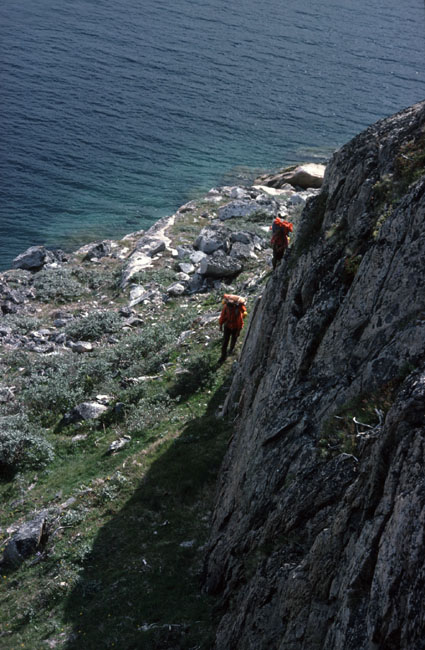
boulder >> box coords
[167,282,186,297]
[135,235,166,256]
[253,184,295,197]
[120,251,153,287]
[121,235,168,288]
[218,198,277,221]
[69,341,93,353]
[176,246,194,259]
[199,253,243,278]
[230,231,264,250]
[12,246,62,271]
[229,242,258,261]
[190,250,207,265]
[129,285,146,308]
[255,162,326,190]
[178,262,195,274]
[81,241,112,261]
[177,200,198,213]
[228,187,250,200]
[186,273,206,294]
[2,511,48,567]
[194,225,231,254]
[62,401,108,425]
[175,272,190,282]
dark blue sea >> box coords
[1,0,425,270]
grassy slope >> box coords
[0,201,274,649]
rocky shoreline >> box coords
[0,165,323,358]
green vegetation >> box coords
[317,380,400,460]
[342,253,363,286]
[32,268,85,303]
[394,133,425,192]
[0,181,277,649]
[65,311,122,341]
[0,274,237,649]
[0,414,54,477]
[371,133,425,239]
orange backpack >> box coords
[271,217,293,236]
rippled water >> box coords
[1,0,424,269]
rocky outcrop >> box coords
[120,215,175,288]
[204,101,425,649]
[255,162,326,189]
[12,246,66,271]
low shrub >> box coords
[33,268,84,303]
[65,310,121,341]
[21,357,85,424]
[0,414,54,475]
[125,391,175,436]
[1,314,42,334]
[168,350,216,401]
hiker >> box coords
[218,294,247,362]
[270,217,293,269]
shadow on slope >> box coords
[63,379,232,650]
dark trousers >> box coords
[221,326,239,360]
[272,245,284,269]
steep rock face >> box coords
[204,101,425,649]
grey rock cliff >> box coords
[204,101,425,649]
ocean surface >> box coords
[1,0,425,270]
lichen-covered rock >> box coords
[199,252,243,278]
[204,100,425,650]
[194,225,231,254]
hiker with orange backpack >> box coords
[270,217,293,269]
[218,294,247,363]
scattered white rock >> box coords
[167,282,186,297]
[69,341,93,353]
[108,435,131,454]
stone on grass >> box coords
[69,341,93,353]
[167,282,186,297]
[2,511,48,567]
[62,401,108,426]
[107,435,131,454]
[129,285,146,308]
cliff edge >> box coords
[204,101,425,649]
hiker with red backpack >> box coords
[218,294,247,363]
[270,217,293,269]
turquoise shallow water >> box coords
[1,0,425,270]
